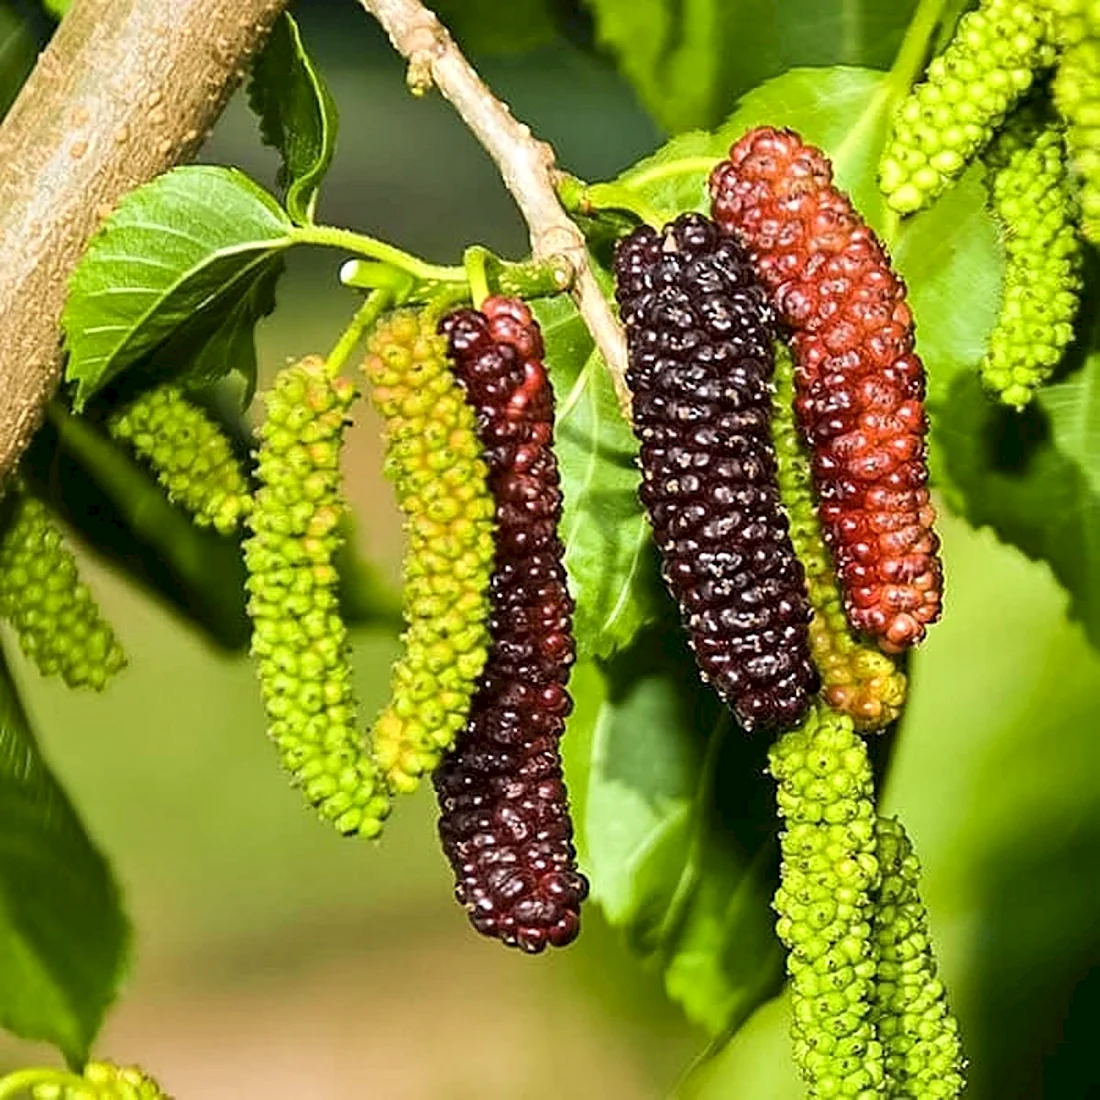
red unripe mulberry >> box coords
[710,127,942,651]
[435,296,587,953]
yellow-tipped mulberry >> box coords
[244,357,390,838]
[28,1061,171,1099]
[771,349,906,731]
[769,704,885,1097]
[108,386,252,535]
[880,0,1056,213]
[1051,0,1100,240]
[872,817,966,1098]
[981,107,1084,407]
[360,311,494,793]
[0,482,126,691]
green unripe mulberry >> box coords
[880,0,1056,214]
[872,817,966,1098]
[769,705,885,1098]
[1051,0,1100,240]
[108,386,252,535]
[244,357,390,838]
[0,482,126,691]
[27,1061,170,1099]
[771,350,906,731]
[981,108,1083,408]
[360,311,494,793]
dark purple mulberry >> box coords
[613,212,819,733]
[710,127,943,652]
[434,296,588,953]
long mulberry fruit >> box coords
[26,1061,171,1099]
[434,296,588,953]
[107,385,252,535]
[711,127,943,651]
[771,347,906,730]
[871,816,966,1098]
[360,311,495,793]
[981,107,1083,408]
[0,481,126,690]
[244,357,390,837]
[879,0,1056,214]
[612,212,818,733]
[1051,0,1100,240]
[769,704,885,1097]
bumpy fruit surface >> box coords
[434,296,588,953]
[981,108,1083,407]
[0,483,126,690]
[769,704,885,1098]
[360,311,495,793]
[107,386,252,535]
[771,348,906,730]
[613,212,819,732]
[879,0,1056,214]
[1051,0,1100,240]
[28,1061,169,1099]
[711,127,943,652]
[871,817,966,1098]
[244,357,390,837]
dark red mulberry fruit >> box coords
[613,212,819,732]
[434,296,588,953]
[710,127,943,651]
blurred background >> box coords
[1,1,1099,1097]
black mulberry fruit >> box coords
[435,296,588,953]
[613,211,818,732]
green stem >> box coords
[325,290,391,378]
[557,174,665,227]
[495,257,573,300]
[887,0,951,107]
[290,224,465,284]
[0,1068,88,1099]
[464,246,491,309]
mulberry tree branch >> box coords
[0,0,289,481]
[356,0,632,416]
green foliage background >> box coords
[1,0,1098,1096]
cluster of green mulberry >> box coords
[872,817,966,1098]
[770,708,964,1098]
[107,385,252,535]
[980,107,1083,408]
[360,311,495,794]
[1051,0,1100,239]
[769,705,885,1096]
[0,482,126,691]
[243,357,390,838]
[879,0,1056,213]
[770,350,907,730]
[24,1061,170,1099]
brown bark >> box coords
[0,0,290,480]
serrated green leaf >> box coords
[0,1,39,118]
[433,0,558,53]
[248,13,337,224]
[565,634,783,1037]
[40,0,69,18]
[0,650,129,1062]
[534,294,662,658]
[614,66,1003,394]
[581,0,918,132]
[933,365,1100,649]
[159,257,284,399]
[63,166,293,407]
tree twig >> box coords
[0,0,289,481]
[356,0,632,417]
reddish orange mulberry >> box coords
[435,296,588,953]
[710,127,942,651]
